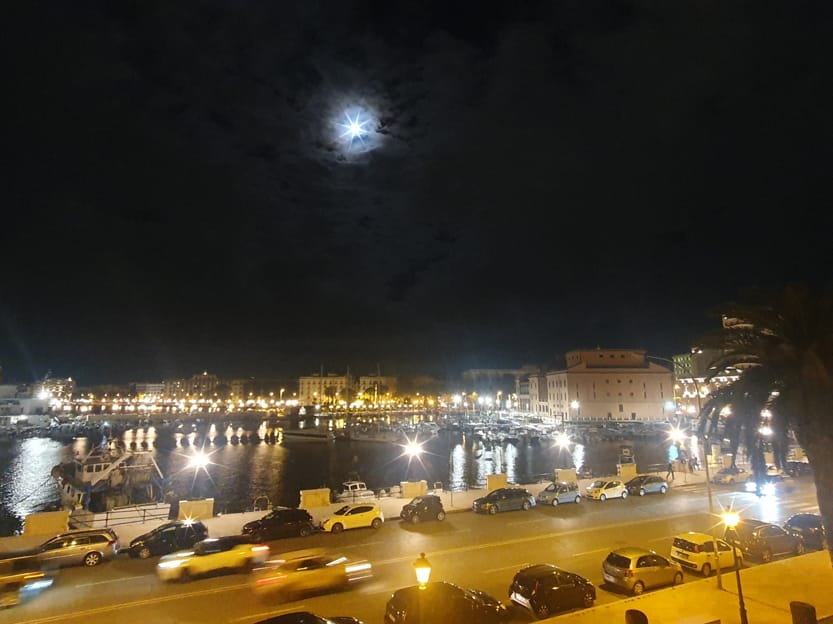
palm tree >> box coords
[696,285,833,565]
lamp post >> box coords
[413,552,432,589]
[722,511,749,624]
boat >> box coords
[51,439,166,512]
[347,424,407,444]
[280,426,335,442]
[335,481,377,502]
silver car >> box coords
[38,528,120,568]
[536,481,581,506]
[602,547,683,595]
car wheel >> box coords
[621,490,628,499]
[583,590,595,607]
[179,568,191,582]
[631,581,645,596]
[436,511,446,521]
[660,485,667,494]
[299,525,311,537]
[138,546,152,560]
[574,495,581,504]
[521,500,531,511]
[551,498,559,507]
[761,548,772,563]
[83,552,102,567]
[673,572,683,585]
[331,523,344,534]
[411,514,420,524]
[639,488,646,497]
[701,563,712,577]
[600,494,606,502]
[534,601,551,618]
[489,505,498,515]
[795,541,806,555]
[371,517,382,529]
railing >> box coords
[69,502,171,529]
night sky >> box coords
[3,1,833,385]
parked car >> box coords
[252,548,372,600]
[242,507,317,540]
[400,495,446,523]
[320,504,384,533]
[625,475,668,497]
[385,581,508,623]
[508,563,595,618]
[37,528,120,568]
[726,519,805,562]
[127,520,208,559]
[0,553,53,608]
[670,532,742,576]
[535,481,581,506]
[585,479,628,501]
[784,461,812,477]
[712,466,749,485]
[472,488,536,514]
[784,514,827,551]
[156,536,269,581]
[253,612,364,624]
[602,547,683,595]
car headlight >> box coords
[158,559,185,569]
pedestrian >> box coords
[666,461,675,481]
[693,456,700,471]
[688,457,694,473]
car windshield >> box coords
[410,497,424,504]
[590,480,606,488]
[334,506,350,516]
[544,484,556,492]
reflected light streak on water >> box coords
[2,438,64,518]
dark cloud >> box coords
[2,0,833,384]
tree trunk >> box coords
[803,433,833,567]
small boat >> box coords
[335,481,377,502]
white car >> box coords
[585,479,628,501]
[157,536,270,582]
[670,532,742,576]
[712,467,750,485]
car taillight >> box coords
[108,539,117,546]
[625,570,633,577]
[693,545,700,553]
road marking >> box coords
[343,540,383,549]
[484,563,531,574]
[506,519,546,527]
[76,574,153,587]
[572,547,611,558]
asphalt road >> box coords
[7,477,820,624]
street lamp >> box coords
[722,511,749,624]
[413,552,432,589]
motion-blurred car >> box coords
[625,475,668,496]
[385,581,508,623]
[744,472,785,494]
[508,563,595,618]
[0,553,54,608]
[156,536,269,581]
[128,520,208,559]
[242,507,317,540]
[784,514,827,551]
[472,488,536,514]
[585,479,628,501]
[712,466,749,485]
[320,504,383,533]
[535,481,581,506]
[253,612,363,624]
[37,528,120,568]
[602,547,683,595]
[400,495,446,523]
[726,519,805,562]
[784,461,812,477]
[252,549,372,600]
[670,532,742,576]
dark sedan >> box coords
[254,612,363,624]
[385,581,508,623]
[625,475,668,496]
[242,507,316,541]
[784,513,827,551]
[128,520,208,559]
[727,519,805,562]
[509,564,595,618]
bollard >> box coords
[790,601,817,624]
[625,609,649,624]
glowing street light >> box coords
[188,451,210,470]
[405,441,423,458]
[722,511,749,624]
[412,552,432,589]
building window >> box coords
[619,404,624,412]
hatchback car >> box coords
[128,520,208,559]
[400,495,446,523]
[670,532,742,576]
[585,480,628,501]
[253,612,363,624]
[472,488,536,514]
[242,507,317,540]
[508,563,595,618]
[252,548,372,600]
[156,535,270,581]
[602,547,683,595]
[726,519,805,562]
[784,514,827,551]
[320,504,383,533]
[385,581,508,623]
[712,466,749,485]
[37,528,120,568]
[535,482,581,506]
[625,475,668,497]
